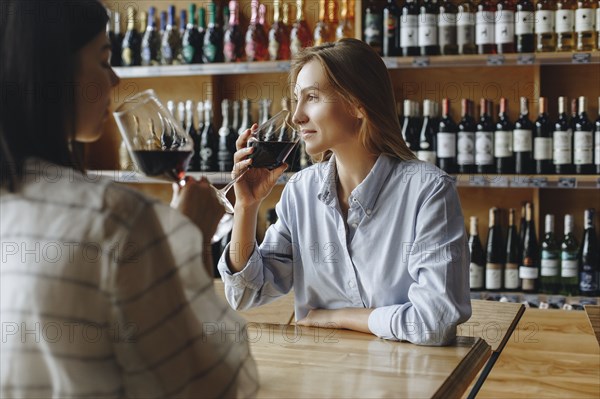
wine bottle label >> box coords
[515,11,535,35]
[291,36,302,56]
[555,10,575,33]
[575,9,594,32]
[203,43,217,62]
[475,131,494,165]
[141,47,152,65]
[418,14,438,46]
[533,137,553,161]
[183,45,196,63]
[553,130,572,165]
[457,12,475,27]
[457,25,475,47]
[494,130,513,157]
[401,15,418,47]
[541,257,560,277]
[535,11,554,34]
[470,262,484,289]
[495,11,515,44]
[224,41,236,62]
[417,150,436,164]
[513,129,532,152]
[519,265,539,279]
[437,133,456,158]
[561,258,578,278]
[597,8,600,33]
[574,131,593,164]
[505,263,520,289]
[122,48,133,66]
[595,131,600,166]
[439,12,457,27]
[485,263,503,290]
[364,13,383,44]
[579,265,598,293]
[439,26,457,47]
[457,131,475,165]
[268,39,280,60]
[476,12,495,45]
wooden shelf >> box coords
[471,291,599,309]
[87,170,297,185]
[113,52,599,78]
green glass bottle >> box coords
[540,214,560,294]
[560,214,579,296]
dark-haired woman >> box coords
[0,1,257,397]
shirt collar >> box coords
[317,154,397,215]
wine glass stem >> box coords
[218,168,249,198]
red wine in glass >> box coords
[132,149,193,181]
[248,140,298,169]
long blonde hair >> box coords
[289,38,416,163]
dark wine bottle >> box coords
[437,98,458,173]
[364,0,383,54]
[203,1,224,63]
[109,10,123,66]
[560,214,579,295]
[574,96,594,174]
[485,207,505,291]
[495,0,516,54]
[515,0,535,52]
[518,202,527,262]
[182,3,203,64]
[224,0,244,62]
[476,98,495,174]
[520,202,539,293]
[553,96,574,174]
[540,214,560,294]
[534,97,554,174]
[290,0,313,57]
[495,97,515,174]
[505,208,521,291]
[514,97,534,175]
[383,0,402,57]
[457,99,477,174]
[476,0,496,54]
[179,10,187,37]
[579,209,599,296]
[159,11,167,36]
[238,99,253,135]
[457,0,477,54]
[269,0,291,60]
[417,99,437,165]
[196,101,205,143]
[596,96,600,174]
[200,100,218,171]
[121,6,142,66]
[401,0,420,56]
[185,100,200,172]
[161,5,182,65]
[198,7,207,53]
[439,0,459,55]
[141,7,161,66]
[245,0,269,61]
[419,0,440,55]
[218,99,236,172]
[232,100,240,134]
[469,216,486,291]
[401,100,420,154]
[570,97,578,132]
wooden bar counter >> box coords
[247,323,491,398]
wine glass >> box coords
[215,108,300,213]
[113,89,234,242]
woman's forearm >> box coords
[227,204,260,273]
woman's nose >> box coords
[292,106,306,126]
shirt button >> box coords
[366,209,372,215]
[352,223,358,229]
[348,281,356,288]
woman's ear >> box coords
[355,106,365,119]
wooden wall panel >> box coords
[538,189,600,240]
[540,64,600,119]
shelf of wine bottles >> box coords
[470,291,598,310]
[114,61,292,78]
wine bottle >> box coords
[383,0,402,56]
[485,207,505,291]
[495,0,516,54]
[200,100,218,171]
[238,99,253,135]
[400,0,420,56]
[141,7,161,66]
[518,202,527,261]
[269,0,291,60]
[364,0,383,54]
[121,6,142,66]
[469,216,486,291]
[203,1,224,63]
[540,214,560,294]
[520,202,539,293]
[327,0,340,38]
[196,101,205,142]
[515,0,535,53]
[186,100,200,172]
[570,97,578,132]
[458,99,477,174]
[505,208,521,291]
[232,100,240,134]
[417,100,437,165]
[476,0,496,54]
[553,96,574,174]
[159,11,167,37]
[314,0,334,46]
[161,5,182,65]
[495,97,515,174]
[579,208,599,296]
[575,0,597,51]
[179,10,188,38]
[596,96,600,174]
[556,0,577,51]
[535,0,557,52]
[246,0,269,61]
[218,99,236,172]
[457,0,477,54]
[574,96,594,174]
[437,98,458,173]
[560,214,579,295]
[177,101,186,131]
[439,0,459,55]
[419,0,441,55]
[198,7,207,52]
[290,0,313,56]
[224,0,244,62]
[534,97,554,174]
[182,4,203,64]
[402,100,419,153]
[109,10,123,67]
[476,98,495,174]
[336,0,356,40]
[514,97,534,175]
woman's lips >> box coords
[301,130,316,139]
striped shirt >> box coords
[1,159,258,398]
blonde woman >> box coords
[219,38,471,345]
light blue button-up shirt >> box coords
[218,155,471,345]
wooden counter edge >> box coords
[584,305,600,346]
[432,337,492,399]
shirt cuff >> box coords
[217,242,264,291]
[368,306,400,341]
